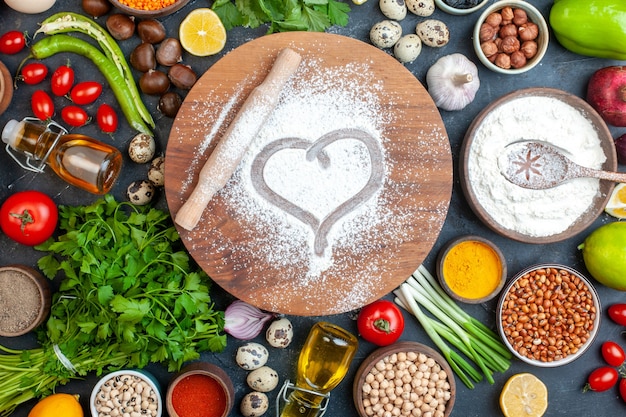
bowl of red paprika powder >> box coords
[166,362,235,417]
[436,235,507,304]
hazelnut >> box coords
[495,53,511,69]
[521,40,538,59]
[485,12,503,27]
[479,23,497,42]
[501,6,514,23]
[501,35,520,54]
[518,22,539,41]
[494,37,503,52]
[512,8,528,26]
[510,51,527,68]
[481,40,498,57]
[499,23,518,38]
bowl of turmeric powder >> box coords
[436,235,507,304]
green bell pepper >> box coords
[549,0,626,60]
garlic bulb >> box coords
[426,53,480,111]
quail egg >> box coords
[370,20,403,49]
[394,34,422,63]
[148,156,165,187]
[236,342,269,371]
[416,19,450,47]
[266,318,293,348]
[5,0,56,13]
[127,180,155,205]
[406,0,435,16]
[246,366,279,393]
[128,133,156,164]
[379,0,407,20]
[240,391,269,417]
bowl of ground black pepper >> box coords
[435,0,489,15]
[0,265,51,337]
[497,264,601,367]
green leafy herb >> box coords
[0,195,226,416]
[212,0,351,33]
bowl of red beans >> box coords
[497,264,601,367]
[109,0,190,18]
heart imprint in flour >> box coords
[251,128,384,256]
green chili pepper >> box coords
[549,0,626,60]
[36,13,154,129]
[27,35,152,136]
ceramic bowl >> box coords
[353,341,456,417]
[166,362,234,417]
[496,264,601,367]
[460,87,617,244]
[0,265,51,337]
[91,370,162,417]
[473,0,549,74]
[435,0,489,16]
[436,235,506,304]
[0,60,13,116]
[109,0,190,18]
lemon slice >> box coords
[179,8,226,57]
[500,373,548,417]
[605,183,626,219]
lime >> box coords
[579,222,626,291]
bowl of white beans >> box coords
[353,341,455,417]
[90,369,162,417]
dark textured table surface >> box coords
[1,0,626,416]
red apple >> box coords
[587,66,626,127]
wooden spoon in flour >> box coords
[175,48,302,231]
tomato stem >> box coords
[9,209,34,232]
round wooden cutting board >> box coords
[165,32,452,316]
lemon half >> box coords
[605,183,626,219]
[179,8,226,57]
[500,373,548,417]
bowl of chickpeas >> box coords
[353,341,456,417]
[473,0,549,74]
[497,264,601,367]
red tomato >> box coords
[51,64,75,96]
[31,90,54,120]
[357,300,405,346]
[96,104,118,133]
[586,367,619,392]
[70,81,102,105]
[608,304,626,326]
[620,379,626,403]
[0,191,58,246]
[20,63,48,85]
[601,341,625,367]
[0,31,26,55]
[61,106,90,127]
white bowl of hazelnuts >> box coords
[473,0,549,74]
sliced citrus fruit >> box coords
[500,373,548,417]
[179,8,226,57]
[605,183,626,219]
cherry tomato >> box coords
[357,299,405,346]
[0,31,26,55]
[601,341,626,367]
[96,104,118,133]
[608,304,626,326]
[70,81,102,105]
[51,64,75,96]
[31,90,54,120]
[585,366,619,392]
[20,63,48,85]
[61,106,90,127]
[620,379,626,403]
[0,191,58,246]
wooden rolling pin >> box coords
[175,48,302,231]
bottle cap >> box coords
[1,119,22,148]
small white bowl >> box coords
[473,0,549,74]
[91,370,163,417]
[435,0,489,16]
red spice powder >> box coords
[171,374,227,417]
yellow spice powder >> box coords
[442,240,501,299]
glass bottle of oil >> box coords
[279,322,358,417]
[2,118,122,194]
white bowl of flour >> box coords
[460,88,617,244]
